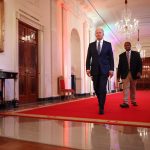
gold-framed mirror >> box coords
[0,0,4,52]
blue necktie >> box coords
[97,41,101,55]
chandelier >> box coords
[136,29,142,52]
[115,0,139,38]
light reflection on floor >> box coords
[0,116,149,150]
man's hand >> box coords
[109,71,114,78]
[117,78,121,82]
[86,70,91,77]
[137,72,141,78]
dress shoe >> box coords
[120,103,129,108]
[132,102,138,106]
[99,109,104,114]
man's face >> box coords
[95,29,104,40]
[124,42,131,51]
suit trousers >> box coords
[92,75,108,110]
[122,72,137,104]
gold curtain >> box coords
[0,0,4,52]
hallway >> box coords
[0,0,150,149]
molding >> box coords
[38,96,61,101]
[39,93,91,101]
[19,9,39,22]
[0,93,91,109]
[16,9,44,31]
[62,0,88,22]
[75,93,90,97]
[15,9,45,99]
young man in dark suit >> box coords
[86,27,114,114]
[117,42,142,108]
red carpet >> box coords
[1,91,150,127]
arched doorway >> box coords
[70,29,81,94]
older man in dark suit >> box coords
[86,27,114,114]
[117,41,142,108]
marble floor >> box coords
[0,98,150,150]
[0,115,149,150]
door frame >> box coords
[16,11,45,102]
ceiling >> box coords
[77,0,150,52]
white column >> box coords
[62,4,71,88]
[89,26,95,95]
[50,0,63,96]
[38,30,45,98]
[83,21,90,94]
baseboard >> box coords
[38,96,60,101]
[0,93,91,109]
[74,93,90,97]
[38,93,91,101]
[111,90,117,93]
[0,99,19,109]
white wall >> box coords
[0,0,91,101]
[0,0,52,100]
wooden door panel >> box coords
[28,77,37,94]
[19,40,27,102]
[28,44,38,74]
[19,41,26,70]
[19,75,27,96]
[19,21,38,103]
[137,57,150,89]
[27,43,38,101]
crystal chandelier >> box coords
[136,29,142,52]
[115,0,139,39]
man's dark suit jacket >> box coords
[86,40,114,76]
[117,51,142,80]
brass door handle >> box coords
[25,69,29,73]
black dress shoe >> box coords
[99,110,104,114]
[132,102,138,106]
[120,103,129,108]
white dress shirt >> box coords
[96,39,103,53]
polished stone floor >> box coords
[0,136,77,150]
[0,96,150,150]
[0,115,150,150]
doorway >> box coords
[19,21,38,103]
[70,29,81,94]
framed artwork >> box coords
[0,0,4,52]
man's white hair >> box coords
[95,27,104,33]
